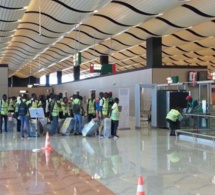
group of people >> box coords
[0,91,120,140]
[166,95,202,136]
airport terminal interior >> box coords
[1,0,215,194]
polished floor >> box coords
[1,122,215,195]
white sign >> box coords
[118,88,130,130]
[94,64,102,70]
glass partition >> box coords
[177,113,215,139]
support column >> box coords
[146,37,162,68]
[100,55,109,75]
[45,74,50,86]
[0,64,8,97]
[74,66,80,81]
[57,71,62,84]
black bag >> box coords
[73,103,81,114]
[18,101,28,116]
[48,101,54,121]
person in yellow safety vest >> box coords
[19,93,31,139]
[98,92,109,138]
[68,96,74,117]
[38,95,46,114]
[28,93,38,109]
[50,94,61,135]
[108,92,114,117]
[8,96,16,113]
[102,92,109,117]
[14,96,21,132]
[61,97,70,119]
[72,94,84,135]
[166,107,183,136]
[0,94,9,133]
[86,93,96,122]
[58,93,63,119]
[110,97,120,140]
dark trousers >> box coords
[17,119,21,132]
[166,119,179,135]
[111,120,119,136]
[0,114,8,132]
[87,114,96,122]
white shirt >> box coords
[99,98,104,107]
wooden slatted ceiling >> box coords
[0,0,215,79]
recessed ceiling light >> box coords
[94,10,98,13]
[157,13,163,16]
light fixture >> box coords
[93,10,98,13]
[157,13,163,16]
[20,90,27,93]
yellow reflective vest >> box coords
[102,98,108,116]
[166,109,181,122]
[0,100,9,115]
[51,102,59,116]
[61,102,70,116]
[87,99,96,114]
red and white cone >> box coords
[45,150,51,166]
[136,176,145,195]
[42,132,53,151]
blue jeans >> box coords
[51,116,58,135]
[74,114,82,133]
[20,116,30,137]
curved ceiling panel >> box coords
[0,0,214,78]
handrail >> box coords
[183,113,215,117]
[176,129,215,139]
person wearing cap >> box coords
[185,95,202,114]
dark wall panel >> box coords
[9,76,38,87]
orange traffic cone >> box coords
[45,150,51,166]
[42,132,53,151]
[136,176,145,195]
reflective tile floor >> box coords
[1,126,215,195]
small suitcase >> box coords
[60,117,74,136]
[82,119,98,137]
[57,119,65,132]
[43,124,52,135]
[103,118,111,138]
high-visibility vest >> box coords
[166,109,180,122]
[102,98,108,116]
[15,102,19,113]
[8,99,14,111]
[111,103,119,121]
[61,102,70,116]
[58,99,63,112]
[88,99,96,114]
[52,102,59,116]
[72,98,81,114]
[30,100,38,108]
[24,99,30,116]
[0,100,8,115]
